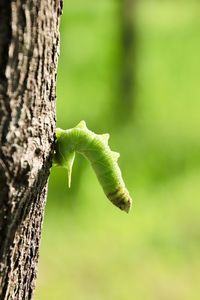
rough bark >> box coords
[0,0,63,299]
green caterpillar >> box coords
[53,121,132,213]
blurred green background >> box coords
[35,1,200,299]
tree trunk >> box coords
[0,0,62,299]
[116,0,137,123]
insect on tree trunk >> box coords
[0,0,62,299]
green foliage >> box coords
[35,1,200,299]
